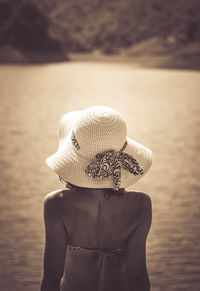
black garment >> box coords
[61,245,129,291]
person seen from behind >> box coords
[41,105,153,291]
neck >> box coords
[67,182,125,193]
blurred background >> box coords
[0,0,200,67]
[0,0,200,290]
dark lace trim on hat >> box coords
[85,141,144,190]
[71,131,80,150]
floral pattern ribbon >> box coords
[85,141,144,190]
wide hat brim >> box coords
[46,109,152,189]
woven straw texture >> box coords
[46,106,152,188]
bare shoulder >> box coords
[139,192,152,205]
[126,191,152,231]
[125,190,151,203]
[43,190,66,221]
[43,189,76,207]
[139,192,152,212]
[44,189,64,207]
[125,191,152,217]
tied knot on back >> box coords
[96,248,126,291]
[97,248,126,270]
[85,141,144,190]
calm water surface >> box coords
[0,62,200,291]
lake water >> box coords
[0,61,200,291]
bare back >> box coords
[52,189,149,249]
[41,189,152,291]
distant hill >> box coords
[0,0,200,62]
[0,0,67,62]
[41,0,200,52]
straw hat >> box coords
[46,106,152,189]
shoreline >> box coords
[0,48,200,71]
[68,50,200,71]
